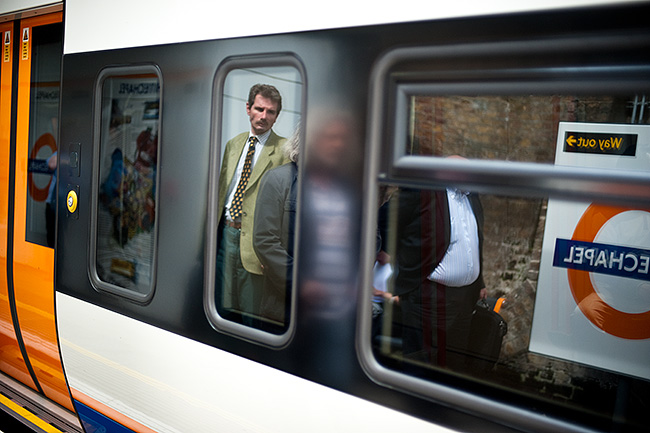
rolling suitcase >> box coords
[467,298,508,371]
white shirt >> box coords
[225,129,272,221]
[373,261,393,303]
[428,189,480,287]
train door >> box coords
[0,5,80,430]
[0,17,32,391]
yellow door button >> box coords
[67,190,78,213]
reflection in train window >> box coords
[403,95,648,160]
[90,68,161,301]
[371,92,649,430]
[209,62,303,342]
[375,187,513,372]
[25,22,62,247]
[375,188,650,429]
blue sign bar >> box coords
[553,238,650,282]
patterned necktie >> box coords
[229,136,257,220]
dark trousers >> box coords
[215,224,263,323]
[401,280,478,371]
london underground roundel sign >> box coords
[560,205,650,340]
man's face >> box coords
[246,94,279,135]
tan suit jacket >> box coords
[217,130,288,275]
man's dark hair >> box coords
[247,83,282,114]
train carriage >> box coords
[0,0,649,432]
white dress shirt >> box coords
[428,189,480,287]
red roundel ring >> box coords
[28,132,57,202]
[567,204,650,340]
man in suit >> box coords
[392,186,487,372]
[252,130,299,331]
[216,84,288,323]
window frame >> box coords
[358,36,650,432]
[204,53,306,348]
[88,64,163,303]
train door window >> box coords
[89,66,161,302]
[361,39,650,432]
[205,57,304,347]
[25,22,62,247]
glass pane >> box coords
[215,66,302,334]
[95,72,160,295]
[25,22,62,247]
[405,95,649,160]
[376,90,650,429]
[374,187,649,430]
